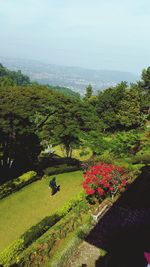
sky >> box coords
[0,0,150,74]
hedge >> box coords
[17,201,91,267]
[48,214,93,267]
[43,164,80,176]
[0,171,37,200]
[0,193,84,267]
[0,239,24,267]
[22,192,84,247]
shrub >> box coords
[0,171,37,200]
[43,164,80,175]
[49,214,93,267]
[0,192,84,267]
[82,162,130,202]
[18,204,90,267]
[110,130,140,157]
[131,153,150,164]
[0,239,24,267]
[22,192,84,246]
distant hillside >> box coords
[0,57,139,94]
[48,85,80,99]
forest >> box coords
[0,63,150,181]
[0,64,150,267]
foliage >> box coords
[17,202,90,267]
[0,171,83,251]
[0,238,24,267]
[110,130,141,157]
[140,66,150,91]
[0,171,37,200]
[21,193,83,247]
[48,215,93,267]
[84,84,93,101]
[82,162,130,202]
[117,89,144,128]
[96,82,127,130]
[0,84,52,177]
[0,63,30,86]
[54,144,92,161]
[43,164,80,175]
[0,192,84,266]
[96,81,146,131]
[47,85,80,99]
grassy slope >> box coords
[54,145,92,161]
[0,171,83,251]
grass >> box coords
[0,171,83,251]
[53,145,92,161]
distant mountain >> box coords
[0,57,139,94]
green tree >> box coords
[0,63,30,86]
[140,67,150,91]
[84,84,93,100]
[117,89,144,128]
[0,84,57,175]
[96,82,127,130]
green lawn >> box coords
[54,145,92,161]
[0,171,83,251]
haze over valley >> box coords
[0,57,138,94]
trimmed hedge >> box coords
[0,193,84,267]
[17,201,90,267]
[0,239,24,267]
[48,214,93,267]
[43,164,80,175]
[22,192,83,247]
[0,171,37,200]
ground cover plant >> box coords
[0,171,37,200]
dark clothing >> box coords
[49,178,60,195]
[49,179,56,188]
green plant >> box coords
[43,164,80,175]
[17,201,90,266]
[48,214,93,267]
[0,171,37,200]
[0,239,24,267]
[0,192,84,266]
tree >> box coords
[0,63,30,86]
[0,84,57,177]
[96,82,127,130]
[117,89,144,128]
[84,84,93,101]
[40,96,82,158]
[140,67,150,91]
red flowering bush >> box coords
[82,162,129,202]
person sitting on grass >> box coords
[49,177,60,195]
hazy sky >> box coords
[0,0,150,73]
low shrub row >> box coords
[0,171,37,200]
[48,214,93,267]
[43,164,80,175]
[22,192,84,247]
[16,201,91,267]
[0,193,84,267]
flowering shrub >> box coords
[82,162,129,201]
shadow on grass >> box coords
[82,166,150,267]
